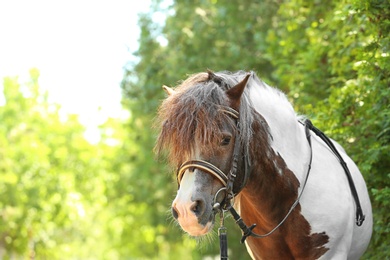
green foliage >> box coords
[0,71,159,258]
[0,70,116,258]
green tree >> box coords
[0,70,121,258]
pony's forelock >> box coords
[155,75,235,167]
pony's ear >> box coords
[207,69,216,79]
[207,69,223,84]
[226,73,251,110]
[162,85,176,96]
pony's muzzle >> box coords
[172,199,206,220]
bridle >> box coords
[175,106,365,260]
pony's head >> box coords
[155,71,264,236]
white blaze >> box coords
[172,170,212,236]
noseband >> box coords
[178,160,228,187]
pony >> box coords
[155,70,372,259]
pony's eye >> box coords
[221,136,231,146]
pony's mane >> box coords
[155,71,261,167]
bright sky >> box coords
[0,0,151,142]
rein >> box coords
[176,107,365,259]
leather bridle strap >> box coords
[177,160,228,186]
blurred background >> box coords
[0,0,388,259]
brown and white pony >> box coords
[155,70,372,259]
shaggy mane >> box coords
[155,72,237,167]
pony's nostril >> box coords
[191,202,199,213]
[190,200,205,216]
[172,205,179,219]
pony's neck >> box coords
[232,80,325,259]
[235,126,329,259]
[239,135,301,222]
[235,143,303,259]
[237,79,309,228]
[248,81,308,180]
